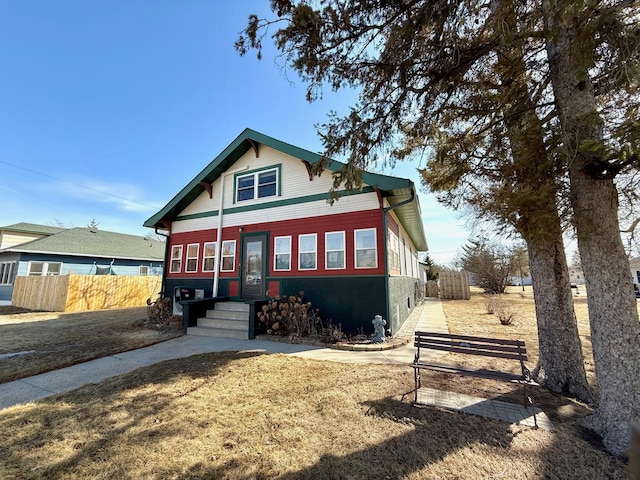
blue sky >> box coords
[0,1,469,265]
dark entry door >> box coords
[241,234,267,300]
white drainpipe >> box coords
[212,165,249,297]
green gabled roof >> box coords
[0,222,66,236]
[144,128,427,250]
[4,227,165,261]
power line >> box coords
[0,159,160,210]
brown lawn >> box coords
[0,306,182,384]
[0,288,635,478]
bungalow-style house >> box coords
[0,223,165,302]
[144,129,428,335]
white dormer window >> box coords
[235,167,279,202]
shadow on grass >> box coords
[0,351,264,479]
[164,397,516,480]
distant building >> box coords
[568,266,585,285]
[0,223,165,302]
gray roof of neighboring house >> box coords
[0,222,66,236]
[1,227,165,261]
[144,128,428,250]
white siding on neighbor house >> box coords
[170,191,381,234]
[0,233,45,250]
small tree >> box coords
[460,239,516,294]
[421,253,439,281]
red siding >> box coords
[228,280,239,297]
[268,280,280,297]
[166,209,385,278]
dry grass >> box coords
[0,307,182,384]
[0,353,627,480]
[0,289,634,479]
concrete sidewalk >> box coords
[0,298,447,410]
[0,298,553,430]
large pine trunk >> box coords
[544,0,640,456]
[494,0,591,403]
[525,225,592,402]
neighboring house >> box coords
[631,256,640,294]
[0,223,165,302]
[568,266,586,285]
[144,128,428,334]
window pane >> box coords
[327,251,344,269]
[275,237,290,254]
[299,235,316,252]
[203,258,216,271]
[222,257,234,271]
[47,263,61,275]
[237,175,255,201]
[275,253,290,270]
[29,262,44,276]
[356,230,375,248]
[356,249,376,268]
[258,170,277,198]
[187,244,198,256]
[326,232,344,250]
[300,252,316,269]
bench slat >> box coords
[411,362,524,383]
[415,331,525,347]
[415,343,525,361]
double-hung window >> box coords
[186,244,199,273]
[355,228,377,268]
[274,236,291,271]
[299,234,317,270]
[221,240,236,271]
[325,231,345,269]
[170,245,183,273]
[236,167,279,202]
[202,242,217,272]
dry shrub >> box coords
[495,302,518,325]
[484,296,498,314]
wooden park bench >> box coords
[411,331,537,426]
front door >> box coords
[241,234,267,300]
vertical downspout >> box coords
[155,228,170,298]
[212,166,249,297]
[382,187,416,334]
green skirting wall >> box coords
[165,276,388,334]
[388,276,421,334]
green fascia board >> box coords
[144,128,427,250]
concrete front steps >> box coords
[187,301,250,340]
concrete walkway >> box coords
[0,298,552,429]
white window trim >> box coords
[235,166,279,203]
[325,231,346,270]
[170,245,183,273]
[221,240,236,272]
[0,261,16,285]
[298,233,317,271]
[354,228,378,269]
[27,261,63,276]
[274,236,292,271]
[185,243,200,273]
[202,241,217,272]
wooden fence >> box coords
[12,274,162,312]
[438,270,471,300]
